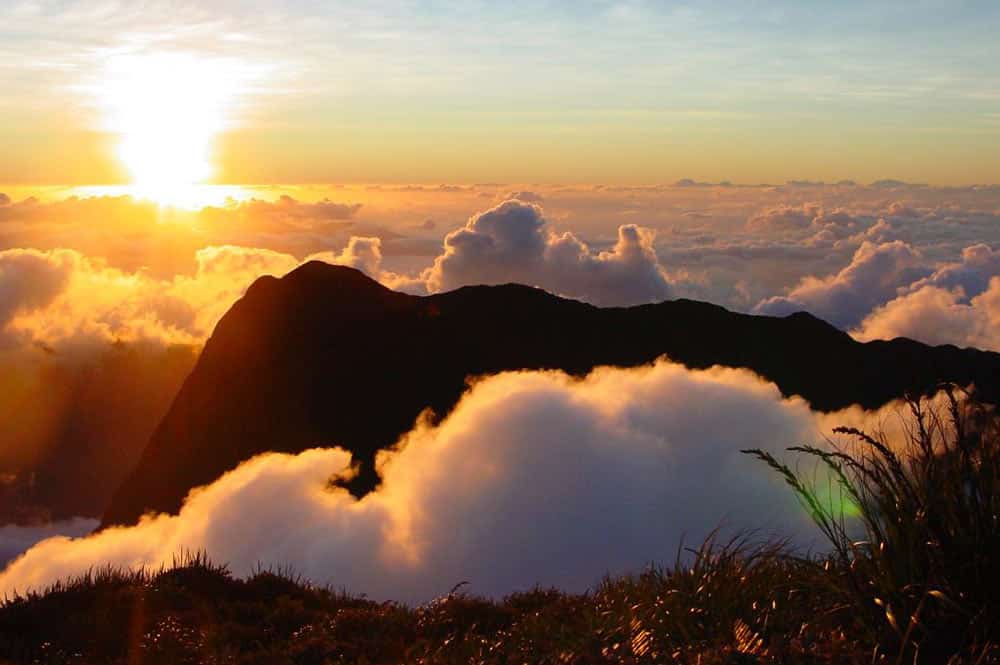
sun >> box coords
[100,53,242,205]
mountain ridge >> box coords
[101,261,1000,527]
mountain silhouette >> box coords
[101,261,1000,527]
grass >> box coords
[1,388,998,664]
[743,386,1000,663]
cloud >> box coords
[746,203,820,232]
[906,244,1000,298]
[0,245,303,349]
[325,236,383,277]
[0,245,305,526]
[4,183,998,540]
[853,278,1000,351]
[0,249,77,328]
[307,237,425,293]
[745,204,865,250]
[753,241,930,328]
[750,239,999,342]
[856,218,905,244]
[0,358,896,604]
[885,201,919,218]
[804,209,864,247]
[501,190,544,203]
[423,200,674,306]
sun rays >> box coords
[97,52,248,206]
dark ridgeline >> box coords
[101,261,1000,528]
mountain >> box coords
[101,262,1000,527]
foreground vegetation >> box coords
[1,388,997,664]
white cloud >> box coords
[906,244,1000,298]
[853,278,1000,351]
[751,240,999,344]
[746,203,820,232]
[0,359,899,603]
[423,200,674,306]
[753,241,930,328]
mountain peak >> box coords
[101,264,1000,527]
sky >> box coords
[2,0,1000,185]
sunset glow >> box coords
[98,53,243,205]
[1,4,1000,660]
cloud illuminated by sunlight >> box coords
[98,53,247,205]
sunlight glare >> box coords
[100,53,243,205]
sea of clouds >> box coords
[2,181,998,353]
[0,180,997,592]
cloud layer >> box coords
[0,359,896,603]
[0,182,998,537]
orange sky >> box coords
[1,2,998,187]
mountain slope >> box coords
[101,262,1000,527]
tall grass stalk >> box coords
[744,386,1000,663]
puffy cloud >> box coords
[322,236,384,278]
[853,278,1000,351]
[857,218,906,244]
[746,203,820,232]
[0,193,10,206]
[745,204,865,250]
[501,190,544,203]
[907,244,1000,298]
[885,201,920,218]
[0,249,77,327]
[753,241,930,329]
[743,204,869,254]
[423,200,673,306]
[0,359,856,603]
[2,184,998,318]
[308,237,426,293]
[751,240,1000,344]
[804,209,864,247]
[0,245,304,349]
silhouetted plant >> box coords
[745,386,1000,663]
